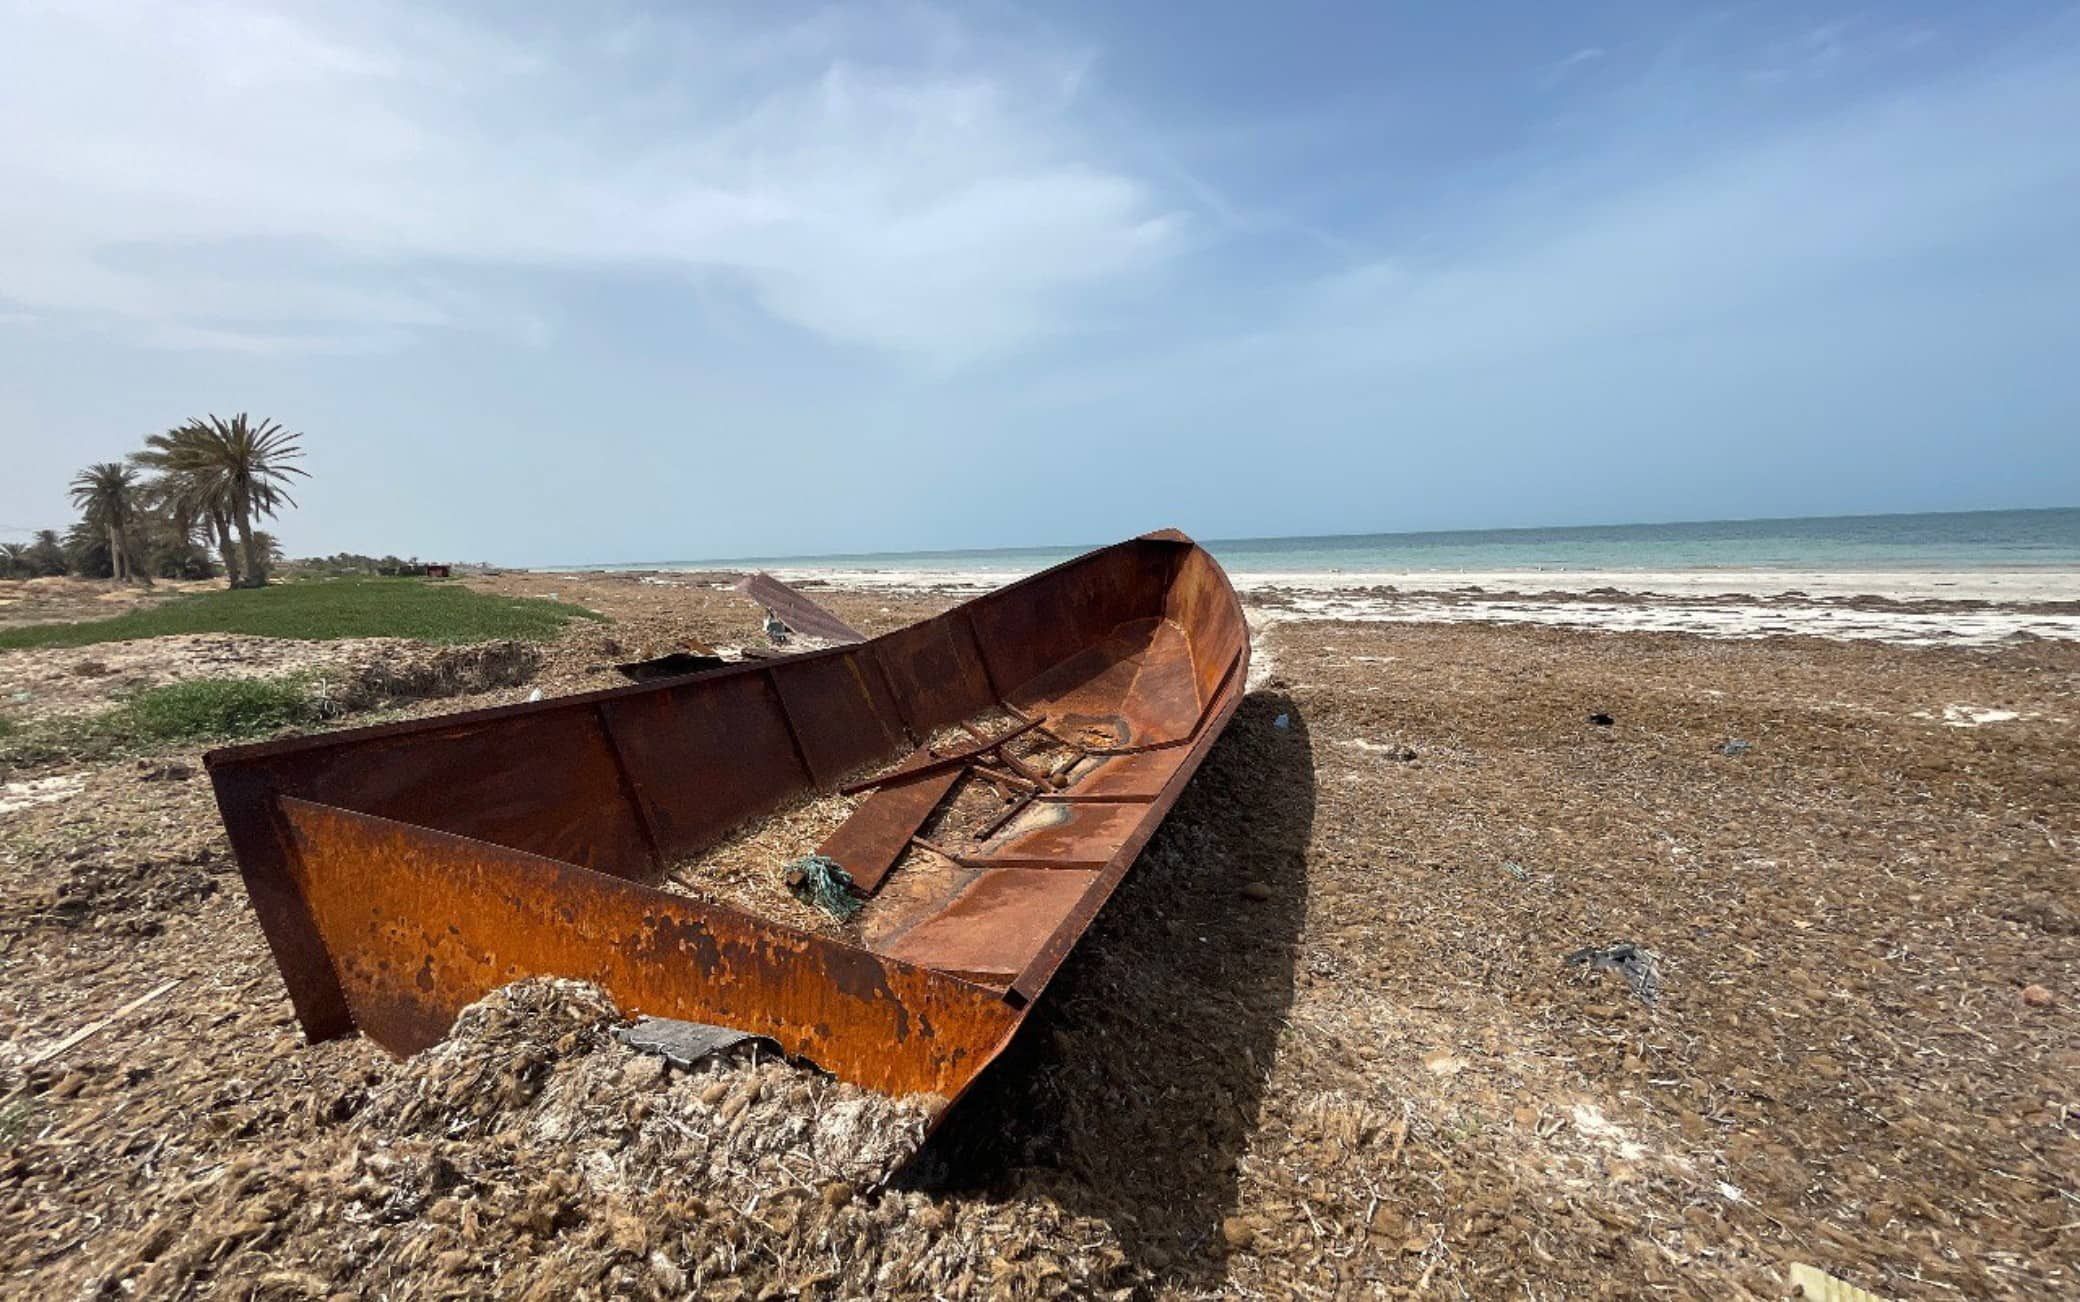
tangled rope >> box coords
[784,854,862,918]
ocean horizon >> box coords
[549,506,2080,576]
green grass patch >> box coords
[0,676,326,772]
[118,676,320,741]
[0,577,601,649]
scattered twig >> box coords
[27,977,185,1069]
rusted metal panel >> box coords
[278,798,1021,1097]
[840,717,1045,795]
[1167,545,1249,711]
[817,768,961,894]
[869,617,996,735]
[1008,649,1246,1004]
[273,707,657,880]
[878,868,1101,983]
[976,801,1147,867]
[968,539,1173,699]
[733,573,865,644]
[600,673,810,862]
[1068,749,1187,800]
[1003,619,1200,746]
[768,650,909,786]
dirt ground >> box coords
[0,576,223,633]
[1,574,2075,1298]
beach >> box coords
[751,561,2080,645]
[1,565,2075,1297]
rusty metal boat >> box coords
[206,529,1248,1108]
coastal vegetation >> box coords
[0,576,597,650]
[3,413,304,586]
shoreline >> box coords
[545,564,2080,646]
[569,562,2080,602]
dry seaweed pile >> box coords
[661,790,867,939]
[1,636,539,730]
[27,979,1131,1300]
[656,709,1092,939]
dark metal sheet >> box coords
[272,706,656,879]
[733,573,865,644]
[616,650,727,682]
[615,1016,778,1068]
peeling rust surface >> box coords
[278,798,1019,1096]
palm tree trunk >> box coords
[105,523,126,584]
[236,506,264,588]
[213,510,241,588]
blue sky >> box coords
[2,1,2077,563]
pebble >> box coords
[2021,984,2054,1008]
[1240,881,1273,902]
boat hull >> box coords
[205,529,1249,1105]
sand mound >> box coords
[75,979,1132,1300]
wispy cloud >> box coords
[1540,45,1606,88]
[0,0,1178,364]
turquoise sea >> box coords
[605,508,2080,576]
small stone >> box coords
[2021,984,2054,1008]
[1512,1107,1538,1127]
[1220,1215,1256,1250]
[1240,882,1273,902]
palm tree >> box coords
[0,542,26,578]
[143,414,307,587]
[68,462,148,585]
[134,430,240,586]
[27,529,68,576]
